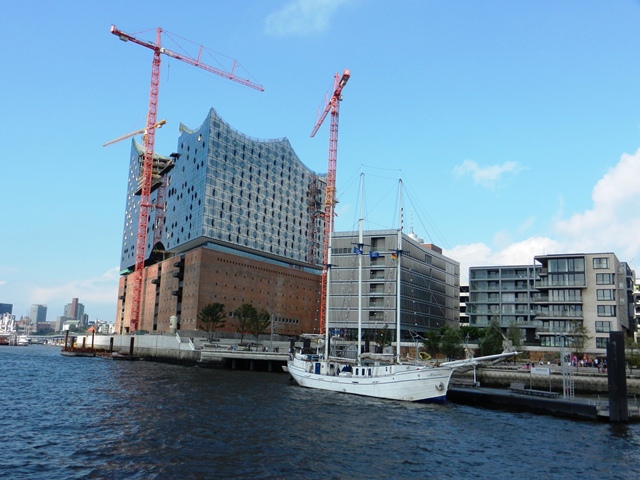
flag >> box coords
[369,251,380,259]
[391,252,397,261]
[353,246,363,255]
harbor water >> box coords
[2,345,639,480]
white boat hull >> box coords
[287,354,453,402]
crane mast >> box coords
[311,69,350,335]
[110,25,263,333]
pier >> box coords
[447,385,640,422]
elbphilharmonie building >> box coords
[116,108,326,335]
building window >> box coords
[596,273,614,285]
[596,289,615,301]
[548,257,585,273]
[597,305,616,317]
[593,257,609,269]
[596,337,608,348]
[595,321,611,333]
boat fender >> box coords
[435,382,445,391]
[419,352,431,361]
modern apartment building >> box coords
[467,253,636,354]
[534,253,635,351]
[116,108,326,335]
[328,230,460,342]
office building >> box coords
[30,304,47,324]
[328,230,460,342]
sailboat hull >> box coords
[287,354,453,402]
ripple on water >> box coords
[2,346,640,480]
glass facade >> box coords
[120,108,326,272]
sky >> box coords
[2,0,640,323]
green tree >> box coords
[569,320,592,369]
[197,303,226,341]
[247,308,272,343]
[439,326,464,360]
[233,303,257,344]
[479,320,504,356]
[506,322,522,349]
[421,330,441,358]
[625,336,640,373]
[459,325,482,342]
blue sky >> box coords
[2,1,640,322]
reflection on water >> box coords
[2,345,639,479]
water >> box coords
[1,346,639,480]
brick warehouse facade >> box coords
[116,108,326,336]
[117,246,321,336]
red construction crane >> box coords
[311,69,350,334]
[110,25,263,333]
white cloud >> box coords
[447,237,561,282]
[265,0,349,37]
[448,148,640,280]
[554,149,640,262]
[453,159,526,188]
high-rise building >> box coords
[30,304,47,323]
[0,304,12,315]
[116,108,326,335]
[63,298,84,321]
[467,252,636,354]
[328,230,460,341]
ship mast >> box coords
[395,179,403,363]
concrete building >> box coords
[459,285,469,327]
[468,264,539,342]
[116,108,326,335]
[468,252,636,355]
[30,304,47,324]
[534,253,635,352]
[328,230,460,342]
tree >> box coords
[197,303,226,340]
[233,303,257,344]
[506,322,522,350]
[421,330,441,358]
[479,320,504,356]
[439,326,464,360]
[625,336,640,373]
[248,308,272,343]
[569,320,592,368]
[459,325,482,342]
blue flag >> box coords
[353,246,363,255]
[369,251,380,259]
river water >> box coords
[1,345,639,480]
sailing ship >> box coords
[287,177,517,402]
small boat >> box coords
[288,176,516,402]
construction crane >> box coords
[110,25,263,333]
[311,69,350,334]
[102,119,167,147]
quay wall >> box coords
[73,334,201,363]
[453,368,640,396]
